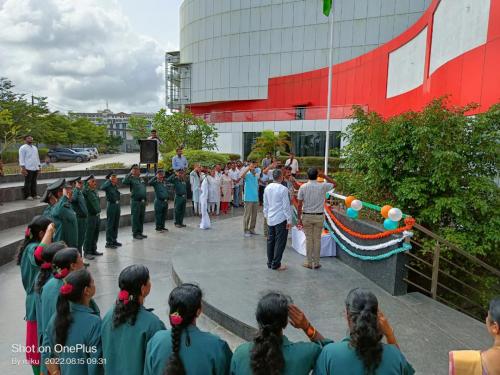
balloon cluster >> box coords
[345,196,363,219]
[345,196,404,230]
[381,205,402,230]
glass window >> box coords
[289,131,341,157]
[243,132,261,160]
[295,106,306,120]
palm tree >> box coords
[251,130,291,158]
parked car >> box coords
[48,148,91,163]
[73,147,99,159]
[72,148,94,159]
[87,147,99,158]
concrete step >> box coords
[0,168,130,184]
[0,200,197,266]
[0,187,158,231]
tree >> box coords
[153,110,217,152]
[105,134,123,153]
[0,109,22,154]
[339,99,500,256]
[249,130,291,159]
[128,116,150,140]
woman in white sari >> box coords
[207,169,221,215]
[199,173,211,229]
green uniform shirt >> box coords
[149,177,169,200]
[314,337,415,375]
[144,325,232,375]
[122,173,147,200]
[84,187,101,215]
[43,302,103,375]
[71,188,88,218]
[20,242,40,321]
[42,204,54,220]
[101,305,166,375]
[166,174,187,196]
[52,195,78,248]
[230,335,329,375]
[100,180,121,203]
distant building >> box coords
[69,109,155,152]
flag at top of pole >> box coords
[323,0,333,16]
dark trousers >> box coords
[154,199,168,229]
[106,202,120,244]
[23,170,38,198]
[258,185,265,205]
[174,195,186,225]
[84,215,100,255]
[267,220,288,270]
[76,216,87,255]
[131,200,146,235]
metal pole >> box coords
[324,11,334,174]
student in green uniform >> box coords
[230,292,330,375]
[52,180,78,248]
[40,179,65,220]
[149,169,169,232]
[144,283,232,375]
[166,169,188,228]
[68,177,88,255]
[100,171,122,248]
[122,165,148,239]
[43,268,104,375]
[101,264,165,374]
[16,216,55,375]
[83,175,103,259]
[314,288,415,375]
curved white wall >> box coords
[180,0,432,104]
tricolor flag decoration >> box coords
[323,0,332,16]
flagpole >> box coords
[324,10,334,175]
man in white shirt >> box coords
[18,135,41,200]
[228,163,242,207]
[285,152,299,177]
[263,169,292,271]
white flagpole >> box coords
[324,10,334,175]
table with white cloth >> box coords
[291,227,336,257]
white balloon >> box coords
[388,207,403,222]
[351,199,363,211]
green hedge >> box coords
[0,148,49,163]
[161,149,232,170]
[276,156,343,171]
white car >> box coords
[73,147,98,159]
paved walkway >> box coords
[0,216,243,374]
[59,152,140,171]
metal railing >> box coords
[404,223,500,321]
[198,105,368,123]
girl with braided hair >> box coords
[43,268,103,375]
[39,247,84,374]
[16,215,54,375]
[230,291,330,375]
[144,283,232,375]
[101,264,165,375]
[315,288,414,375]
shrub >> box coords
[162,149,230,170]
[0,148,48,163]
[276,156,343,171]
[89,162,126,170]
[222,153,241,161]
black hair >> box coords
[489,297,500,325]
[345,288,383,375]
[112,265,150,328]
[52,247,80,277]
[307,167,318,180]
[164,283,202,375]
[250,292,290,375]
[24,134,32,140]
[16,216,52,265]
[54,269,92,346]
[151,129,157,132]
[35,242,67,293]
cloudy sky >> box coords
[0,0,182,113]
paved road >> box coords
[57,152,140,171]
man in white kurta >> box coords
[207,170,221,215]
[199,175,211,229]
[189,164,202,215]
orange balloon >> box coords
[381,205,392,219]
[345,196,356,208]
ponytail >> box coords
[35,242,67,293]
[250,292,289,375]
[54,269,92,346]
[16,216,52,265]
[112,265,150,328]
[164,283,202,375]
[346,288,383,375]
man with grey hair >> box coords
[263,168,292,271]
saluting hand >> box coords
[288,304,310,330]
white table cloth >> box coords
[291,227,336,257]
